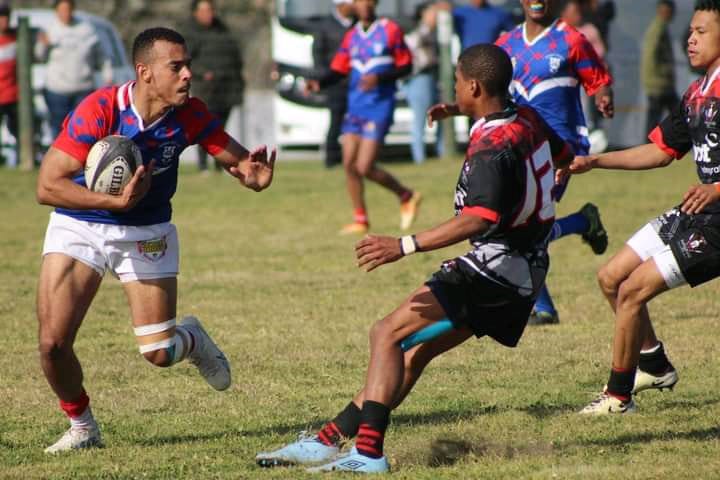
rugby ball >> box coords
[84,135,141,195]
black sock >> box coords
[638,342,673,375]
[607,368,635,401]
[317,402,361,446]
[355,400,390,459]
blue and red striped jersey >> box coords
[496,20,612,155]
[53,81,230,226]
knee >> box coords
[355,163,373,177]
[597,264,622,297]
[616,279,648,311]
[369,317,396,348]
[38,335,72,362]
[141,350,173,368]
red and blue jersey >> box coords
[53,81,230,226]
[496,20,611,155]
[330,18,411,121]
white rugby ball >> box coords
[84,135,141,195]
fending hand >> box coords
[355,234,404,272]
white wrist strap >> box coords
[400,235,416,256]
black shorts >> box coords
[426,257,537,348]
[629,206,720,288]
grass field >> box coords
[1,156,719,479]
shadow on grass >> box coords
[424,436,554,467]
[520,401,579,419]
[577,426,720,447]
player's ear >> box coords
[136,63,151,83]
[470,79,482,98]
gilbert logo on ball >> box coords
[84,135,141,195]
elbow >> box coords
[36,181,53,206]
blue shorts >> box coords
[341,113,392,142]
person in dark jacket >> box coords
[182,0,245,172]
[313,0,355,168]
[641,0,677,135]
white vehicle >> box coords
[1,9,134,165]
[272,0,506,149]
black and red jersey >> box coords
[650,68,720,200]
[455,104,570,252]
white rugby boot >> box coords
[633,368,679,394]
[44,426,103,453]
[580,391,636,415]
[180,316,231,391]
[307,446,390,473]
[256,432,340,467]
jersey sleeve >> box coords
[179,98,231,156]
[330,29,353,75]
[648,98,691,159]
[52,88,113,165]
[568,31,612,96]
[386,21,412,68]
[461,149,513,223]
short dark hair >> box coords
[695,0,720,12]
[53,0,74,8]
[132,27,186,64]
[457,44,513,98]
[191,0,213,12]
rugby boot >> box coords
[527,309,560,325]
[580,203,608,255]
[256,432,340,467]
[307,446,390,473]
[633,367,679,394]
[180,316,231,391]
[580,391,636,415]
[339,222,369,235]
[400,191,422,230]
[44,426,103,453]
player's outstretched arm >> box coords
[36,147,152,211]
[427,103,461,127]
[356,214,489,272]
[214,138,276,192]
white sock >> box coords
[640,343,662,354]
[69,406,97,430]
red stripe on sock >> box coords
[358,427,382,438]
[59,390,90,419]
[612,366,633,373]
[356,442,381,457]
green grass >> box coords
[1,157,719,479]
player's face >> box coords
[147,40,193,107]
[688,10,720,72]
[562,2,582,27]
[521,0,556,23]
[354,0,377,22]
[454,65,474,116]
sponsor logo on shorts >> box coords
[679,232,707,258]
[363,121,376,133]
[137,236,168,261]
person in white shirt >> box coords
[35,0,112,136]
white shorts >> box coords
[42,212,179,283]
[626,222,686,289]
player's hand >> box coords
[595,86,614,118]
[356,235,404,272]
[427,103,459,126]
[681,183,720,214]
[115,160,155,211]
[359,74,379,92]
[304,79,321,96]
[230,145,277,191]
[568,155,597,174]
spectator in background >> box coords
[585,0,615,50]
[35,0,112,137]
[642,0,677,135]
[438,0,516,50]
[0,2,18,163]
[312,0,355,169]
[182,0,245,172]
[402,2,443,164]
[563,0,608,152]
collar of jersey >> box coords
[355,18,382,38]
[117,80,173,132]
[469,105,518,138]
[521,18,560,47]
